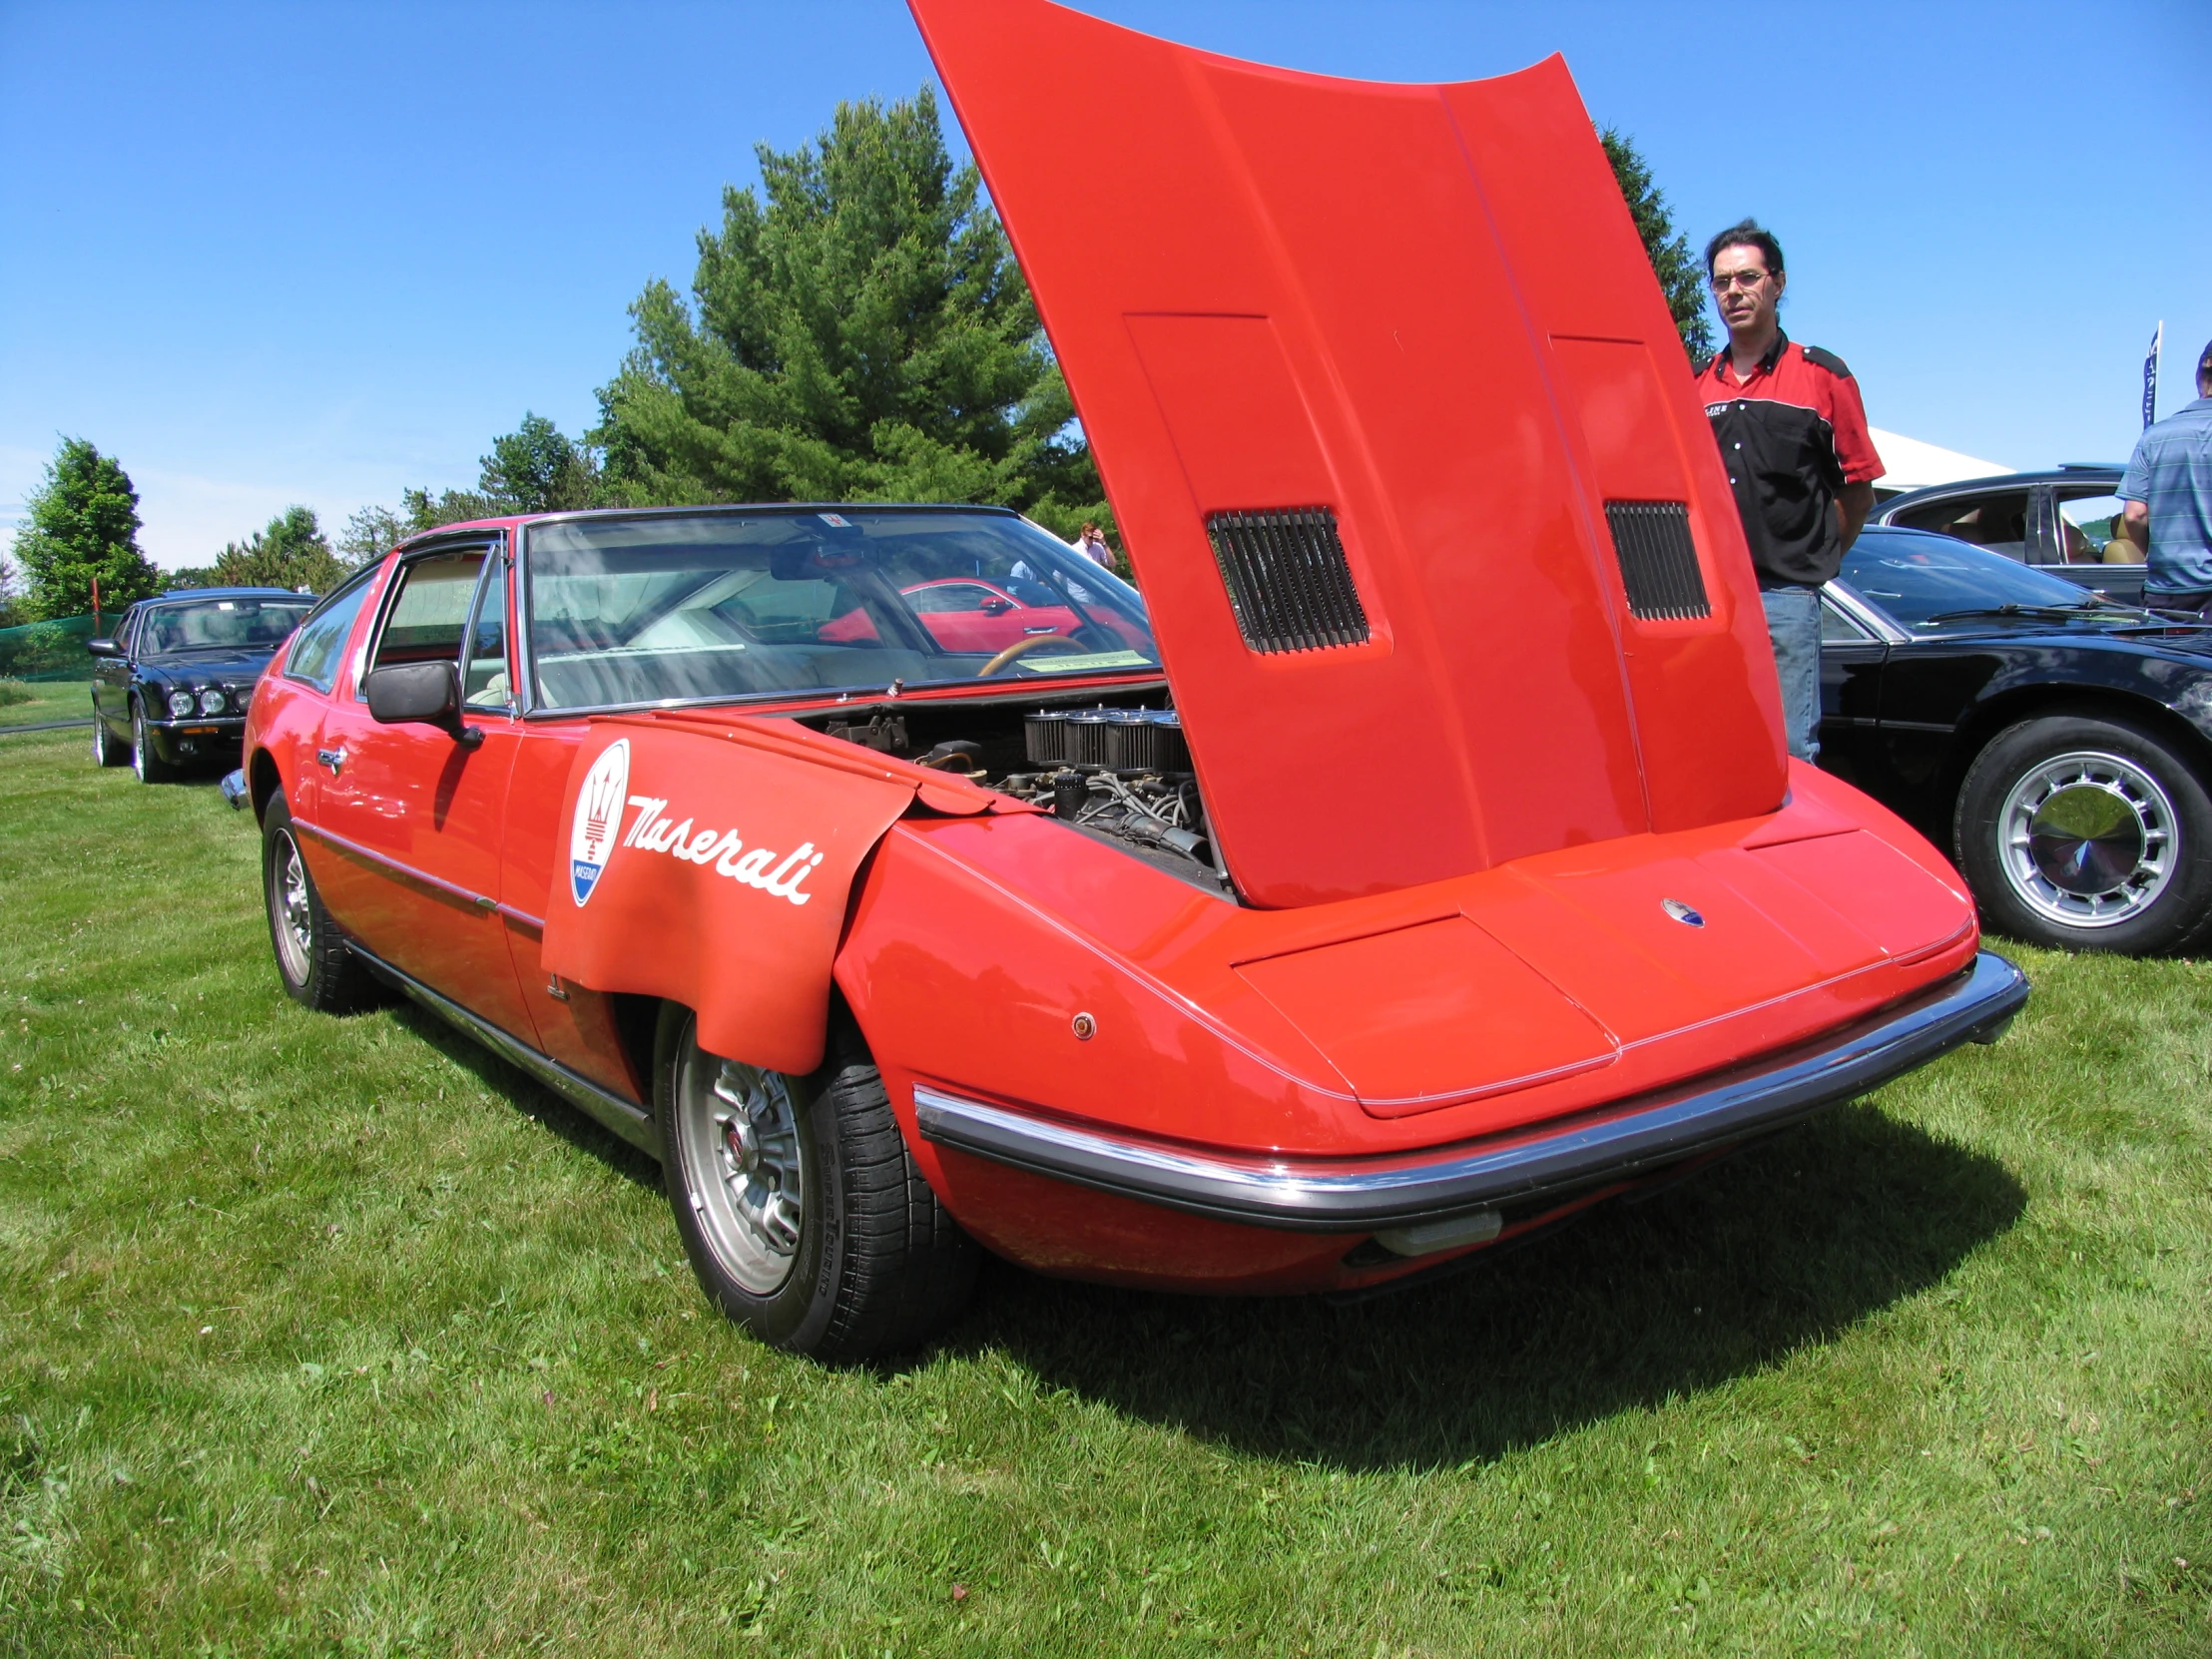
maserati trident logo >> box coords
[1661,897,1705,928]
[570,739,630,906]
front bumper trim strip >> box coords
[914,950,2027,1231]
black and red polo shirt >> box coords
[1695,331,1885,588]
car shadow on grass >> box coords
[383,1000,662,1191]
[957,1102,2024,1472]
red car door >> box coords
[304,538,537,1041]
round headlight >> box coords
[168,690,196,718]
[198,688,227,716]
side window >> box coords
[1821,597,1874,643]
[1892,490,2031,558]
[462,558,511,708]
[370,550,488,672]
[283,567,380,693]
[114,607,142,656]
[2056,492,2138,565]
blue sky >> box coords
[2,0,2205,569]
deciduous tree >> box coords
[593,89,1108,540]
[13,438,161,619]
[1600,128,1714,365]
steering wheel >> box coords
[976,633,1092,677]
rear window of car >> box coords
[523,509,1158,711]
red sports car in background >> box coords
[234,0,2024,1362]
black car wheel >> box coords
[262,790,374,1011]
[1955,714,2212,954]
[656,1004,976,1363]
[91,704,128,768]
[131,700,178,784]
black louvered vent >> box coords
[1203,507,1371,654]
[1604,500,1709,621]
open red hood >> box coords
[912,0,1787,908]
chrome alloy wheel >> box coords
[676,1048,806,1296]
[131,706,150,782]
[269,828,315,985]
[1997,749,2179,929]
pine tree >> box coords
[593,88,1108,539]
[13,438,161,619]
[1599,129,1715,365]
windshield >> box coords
[1839,529,2115,629]
[141,596,315,656]
[525,509,1159,710]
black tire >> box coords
[262,790,375,1011]
[1954,713,2212,955]
[131,699,178,784]
[90,703,128,768]
[656,1004,976,1363]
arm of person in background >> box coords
[1837,480,1876,553]
[2123,499,2150,552]
[1824,355,1884,555]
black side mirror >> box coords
[364,661,476,745]
[86,637,120,659]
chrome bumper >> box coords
[914,950,2028,1231]
[219,768,250,811]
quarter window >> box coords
[2056,492,2138,565]
[463,559,511,708]
[283,566,380,693]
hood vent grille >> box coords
[1605,500,1709,621]
[1204,507,1370,654]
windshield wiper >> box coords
[1919,603,2125,626]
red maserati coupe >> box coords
[232,0,2024,1361]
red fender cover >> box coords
[911,0,1787,908]
[540,715,1021,1074]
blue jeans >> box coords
[1761,584,1822,763]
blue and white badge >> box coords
[570,739,630,906]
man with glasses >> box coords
[1693,220,1884,763]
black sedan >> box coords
[1821,527,2212,954]
[89,588,317,783]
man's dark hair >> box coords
[2199,338,2212,388]
[1705,219,1785,279]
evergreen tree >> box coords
[200,505,346,593]
[593,88,1108,539]
[1600,128,1715,365]
[13,438,161,619]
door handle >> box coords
[315,747,345,776]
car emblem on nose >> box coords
[1661,897,1705,927]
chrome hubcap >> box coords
[271,830,314,982]
[678,1044,805,1295]
[1998,750,2177,929]
[132,712,147,780]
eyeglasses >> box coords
[1710,270,1772,292]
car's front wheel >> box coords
[1955,712,2212,954]
[131,700,178,784]
[262,790,375,1011]
[656,1005,976,1363]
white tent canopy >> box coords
[1868,427,2010,494]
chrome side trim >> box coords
[295,820,543,932]
[915,950,2028,1231]
[346,945,661,1159]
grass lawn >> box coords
[1,721,2206,1656]
[0,679,94,729]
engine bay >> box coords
[794,689,1230,894]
